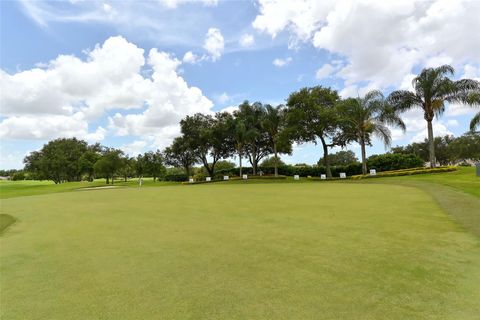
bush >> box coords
[260,157,286,167]
[350,166,456,180]
[216,163,364,178]
[164,173,188,182]
[367,153,424,171]
[11,172,25,181]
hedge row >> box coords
[216,163,364,177]
[182,175,287,184]
[367,154,424,171]
[164,174,188,182]
[350,166,457,180]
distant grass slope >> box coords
[360,167,479,237]
[0,178,176,199]
[374,167,479,198]
[1,183,480,319]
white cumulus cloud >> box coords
[315,63,335,80]
[239,34,255,47]
[203,28,224,61]
[0,36,213,147]
[253,0,480,90]
[272,57,292,67]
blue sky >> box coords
[1,0,479,169]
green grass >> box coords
[1,173,480,319]
[0,214,16,235]
[371,167,479,197]
[0,178,176,199]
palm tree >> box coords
[262,104,286,177]
[338,90,405,175]
[388,65,480,167]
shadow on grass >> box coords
[0,214,16,235]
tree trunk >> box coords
[320,137,332,178]
[427,119,436,168]
[184,165,190,177]
[111,174,114,185]
[273,141,278,177]
[239,149,243,177]
[360,137,367,175]
[106,176,110,184]
[252,147,257,175]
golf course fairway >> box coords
[1,179,480,319]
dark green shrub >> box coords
[367,153,424,171]
[164,174,188,182]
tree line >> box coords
[18,64,480,183]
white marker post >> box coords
[370,169,376,176]
[242,174,248,180]
[189,178,194,183]
[206,177,211,182]
[340,173,346,179]
[223,176,229,181]
[320,174,326,180]
[294,175,300,180]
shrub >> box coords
[164,173,188,182]
[367,153,424,171]
[216,163,364,177]
[11,172,25,181]
[350,166,456,180]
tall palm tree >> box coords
[262,104,286,177]
[388,65,480,167]
[338,90,405,175]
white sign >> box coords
[294,175,300,180]
[206,177,211,182]
[189,178,194,183]
[370,169,376,176]
[340,172,346,179]
[223,176,229,180]
[320,174,326,180]
[242,174,248,180]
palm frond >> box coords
[388,90,423,112]
[470,112,480,131]
[373,124,392,148]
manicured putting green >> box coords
[1,183,480,319]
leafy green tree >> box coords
[471,111,480,131]
[338,90,405,174]
[227,109,257,177]
[450,132,480,162]
[262,104,292,176]
[144,150,166,182]
[135,154,147,178]
[388,65,480,167]
[163,136,196,177]
[118,157,137,182]
[23,138,88,183]
[318,150,358,166]
[180,113,233,177]
[285,86,342,178]
[78,144,102,182]
[94,149,125,184]
[235,101,272,175]
[260,156,286,167]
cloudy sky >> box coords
[1,0,479,169]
